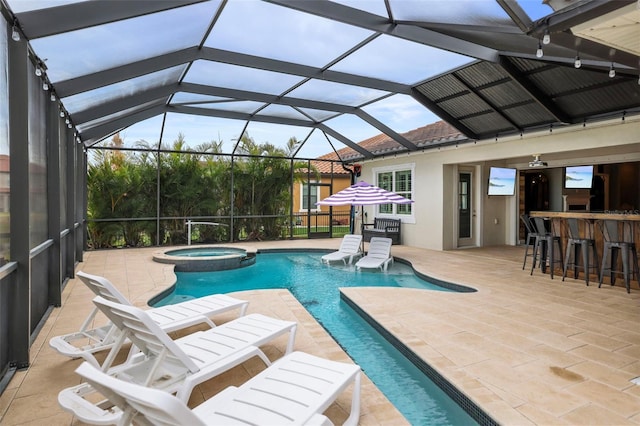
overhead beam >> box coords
[84,103,374,159]
[496,0,533,32]
[171,105,316,127]
[264,0,499,63]
[353,110,418,151]
[450,73,521,132]
[54,47,199,97]
[498,56,572,124]
[69,80,391,129]
[72,85,179,125]
[315,124,374,159]
[410,87,480,140]
[54,46,411,98]
[527,0,638,70]
[536,31,640,71]
[536,0,636,34]
[80,104,166,142]
[181,83,359,113]
[199,47,410,93]
[16,0,209,39]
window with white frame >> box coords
[300,181,319,211]
[373,164,414,218]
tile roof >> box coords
[317,120,467,163]
[310,160,352,175]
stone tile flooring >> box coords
[1,239,640,425]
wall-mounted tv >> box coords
[565,165,594,189]
[487,167,516,196]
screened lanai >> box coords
[6,0,640,156]
[0,0,639,403]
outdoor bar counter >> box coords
[529,211,640,289]
[530,211,640,222]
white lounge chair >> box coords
[355,237,394,271]
[58,295,297,425]
[321,234,363,265]
[73,350,361,426]
[50,271,249,367]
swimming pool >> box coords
[154,251,479,425]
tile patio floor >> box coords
[1,239,640,425]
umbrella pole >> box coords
[361,209,365,253]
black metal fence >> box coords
[87,210,354,248]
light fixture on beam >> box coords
[536,40,543,58]
[11,22,20,41]
[542,29,550,45]
[574,54,581,69]
[609,62,616,78]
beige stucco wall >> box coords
[359,116,640,251]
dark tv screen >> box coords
[487,167,516,196]
[565,165,593,189]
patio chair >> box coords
[58,295,297,425]
[73,350,361,426]
[520,214,539,270]
[321,234,363,265]
[50,271,249,367]
[355,237,393,271]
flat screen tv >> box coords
[565,165,594,189]
[487,167,516,196]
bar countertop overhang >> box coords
[529,211,640,221]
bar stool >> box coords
[530,217,563,279]
[520,214,538,270]
[597,220,639,293]
[562,218,599,286]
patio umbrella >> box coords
[316,181,414,251]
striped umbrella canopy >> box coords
[317,181,413,251]
[316,181,414,206]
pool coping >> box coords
[341,291,497,426]
[152,244,258,272]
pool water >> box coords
[156,252,478,425]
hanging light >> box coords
[542,29,550,45]
[65,117,70,125]
[11,22,20,41]
[609,62,616,78]
[60,110,65,118]
[42,81,49,91]
[574,54,581,68]
[536,40,543,58]
[50,92,56,102]
[35,65,42,77]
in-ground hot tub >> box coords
[153,245,256,272]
